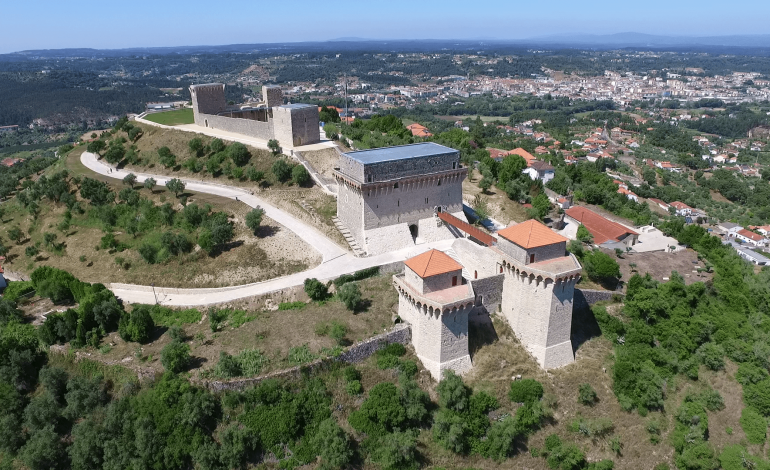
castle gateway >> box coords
[189,83,320,149]
[334,142,469,256]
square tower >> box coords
[334,143,468,255]
[394,249,475,379]
[495,220,582,369]
[262,85,283,108]
[189,84,226,126]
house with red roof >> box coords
[565,206,638,247]
[669,201,693,216]
[406,123,433,138]
[736,229,768,247]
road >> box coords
[81,152,454,306]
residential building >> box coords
[717,222,743,236]
[736,229,768,247]
[670,201,693,216]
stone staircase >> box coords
[332,216,366,257]
[443,247,471,280]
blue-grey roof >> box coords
[344,142,458,164]
[280,103,314,109]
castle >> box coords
[334,142,469,256]
[189,84,320,148]
[394,220,582,380]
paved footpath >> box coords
[81,152,454,306]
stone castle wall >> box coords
[263,85,283,108]
[363,223,416,255]
[497,237,567,265]
[361,172,465,230]
[338,182,365,247]
[273,106,321,147]
[191,84,226,120]
[196,112,274,140]
[469,274,504,317]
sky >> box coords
[2,0,770,54]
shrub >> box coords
[578,383,598,405]
[739,407,767,444]
[288,344,315,365]
[696,342,725,371]
[346,380,363,396]
[247,167,264,182]
[278,301,305,310]
[271,159,292,182]
[312,418,354,470]
[161,340,190,373]
[371,430,418,470]
[118,305,155,343]
[168,325,186,342]
[343,366,361,382]
[333,267,379,287]
[2,281,35,302]
[509,378,544,404]
[432,408,468,454]
[348,382,406,436]
[437,370,471,412]
[338,282,362,311]
[292,164,310,186]
[304,278,328,301]
[736,362,768,385]
[483,416,522,461]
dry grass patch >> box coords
[463,168,529,225]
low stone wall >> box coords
[573,288,622,311]
[199,323,411,392]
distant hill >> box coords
[4,33,770,60]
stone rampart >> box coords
[200,324,411,392]
[573,288,622,311]
[196,112,274,141]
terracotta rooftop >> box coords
[738,229,765,242]
[497,219,567,249]
[509,148,536,164]
[565,206,638,245]
[405,249,463,278]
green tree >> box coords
[338,282,362,311]
[312,418,353,470]
[166,178,185,197]
[227,142,251,166]
[247,167,264,182]
[122,173,137,188]
[577,224,594,244]
[87,140,106,155]
[372,430,418,470]
[244,207,265,235]
[497,154,527,187]
[143,177,156,192]
[20,426,66,470]
[161,340,191,373]
[578,383,598,405]
[292,164,311,186]
[267,139,281,155]
[210,138,226,153]
[437,370,471,412]
[271,159,292,182]
[9,226,24,244]
[304,278,328,301]
[529,193,551,220]
[583,249,621,283]
[188,137,204,157]
[158,146,176,168]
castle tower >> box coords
[262,85,283,108]
[189,84,226,127]
[495,220,582,369]
[334,143,468,256]
[393,249,475,379]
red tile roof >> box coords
[498,219,567,249]
[670,201,692,210]
[508,148,536,164]
[565,206,638,245]
[405,249,463,278]
[738,229,765,242]
[436,212,496,246]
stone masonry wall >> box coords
[528,242,568,265]
[573,289,621,311]
[201,324,411,392]
[191,84,227,126]
[364,223,415,255]
[361,173,464,229]
[469,274,504,317]
[338,183,364,246]
[196,112,274,140]
[272,106,321,147]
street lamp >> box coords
[151,283,158,305]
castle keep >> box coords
[334,142,469,255]
[395,220,582,380]
[189,84,320,148]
